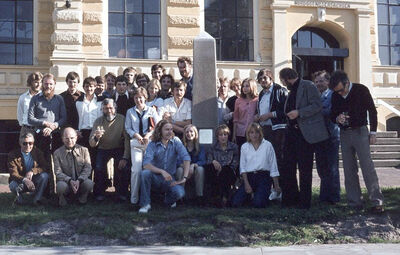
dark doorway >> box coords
[387,116,400,137]
[292,27,348,80]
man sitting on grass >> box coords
[138,120,190,213]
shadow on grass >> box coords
[0,187,399,246]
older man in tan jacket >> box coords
[54,127,93,206]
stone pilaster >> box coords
[357,8,373,89]
[167,0,200,59]
[271,2,291,79]
[51,0,83,57]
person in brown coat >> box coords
[8,132,49,205]
[54,127,94,206]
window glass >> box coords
[0,43,15,64]
[297,30,311,48]
[312,32,325,48]
[0,0,33,65]
[205,0,253,61]
[389,6,400,25]
[109,0,160,59]
[391,46,400,65]
[378,2,400,65]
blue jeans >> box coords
[315,137,341,203]
[232,171,272,208]
[139,170,185,207]
[94,148,130,198]
[9,172,49,203]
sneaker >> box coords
[138,204,151,213]
[170,202,177,208]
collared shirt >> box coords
[161,97,192,122]
[125,105,161,138]
[342,82,353,99]
[239,139,279,177]
[285,79,300,127]
[233,97,258,137]
[206,141,239,170]
[17,90,36,126]
[21,150,33,174]
[28,92,67,128]
[115,91,129,101]
[217,96,229,125]
[143,137,190,175]
[54,144,92,182]
[76,95,102,130]
[146,97,164,109]
[259,85,274,126]
[321,89,339,139]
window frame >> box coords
[205,0,254,61]
[377,0,400,65]
[108,0,161,59]
[0,0,34,65]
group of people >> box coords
[8,56,385,214]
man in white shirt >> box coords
[160,81,192,137]
[17,72,43,135]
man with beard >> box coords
[28,73,67,156]
[279,68,329,209]
[17,72,43,136]
[177,56,193,100]
[89,98,130,202]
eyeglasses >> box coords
[22,142,34,146]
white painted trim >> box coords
[33,0,38,65]
[253,0,261,62]
[161,0,168,60]
[373,2,380,65]
[377,99,400,117]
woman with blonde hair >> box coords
[146,79,164,109]
[176,124,206,205]
[232,122,281,208]
[233,78,258,148]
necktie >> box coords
[136,110,144,136]
[67,150,78,181]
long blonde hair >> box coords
[182,124,200,156]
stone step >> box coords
[338,151,400,159]
[376,131,398,138]
[369,144,400,152]
[314,159,400,168]
[375,138,400,145]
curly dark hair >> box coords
[151,119,173,142]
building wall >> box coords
[0,0,400,131]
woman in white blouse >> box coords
[125,87,160,204]
[231,122,281,208]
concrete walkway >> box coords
[0,244,399,254]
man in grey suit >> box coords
[279,68,329,209]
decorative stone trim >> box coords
[83,33,102,46]
[83,11,102,24]
[53,9,82,23]
[168,0,199,7]
[169,15,199,27]
[169,36,194,48]
[51,32,82,45]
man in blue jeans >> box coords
[139,120,190,213]
[8,132,49,205]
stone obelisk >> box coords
[192,31,218,145]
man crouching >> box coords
[54,127,94,206]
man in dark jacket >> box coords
[8,132,49,205]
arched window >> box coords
[0,0,33,65]
[108,0,161,59]
[205,0,254,61]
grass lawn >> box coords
[0,187,399,246]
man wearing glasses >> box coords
[7,132,50,205]
[330,70,384,213]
